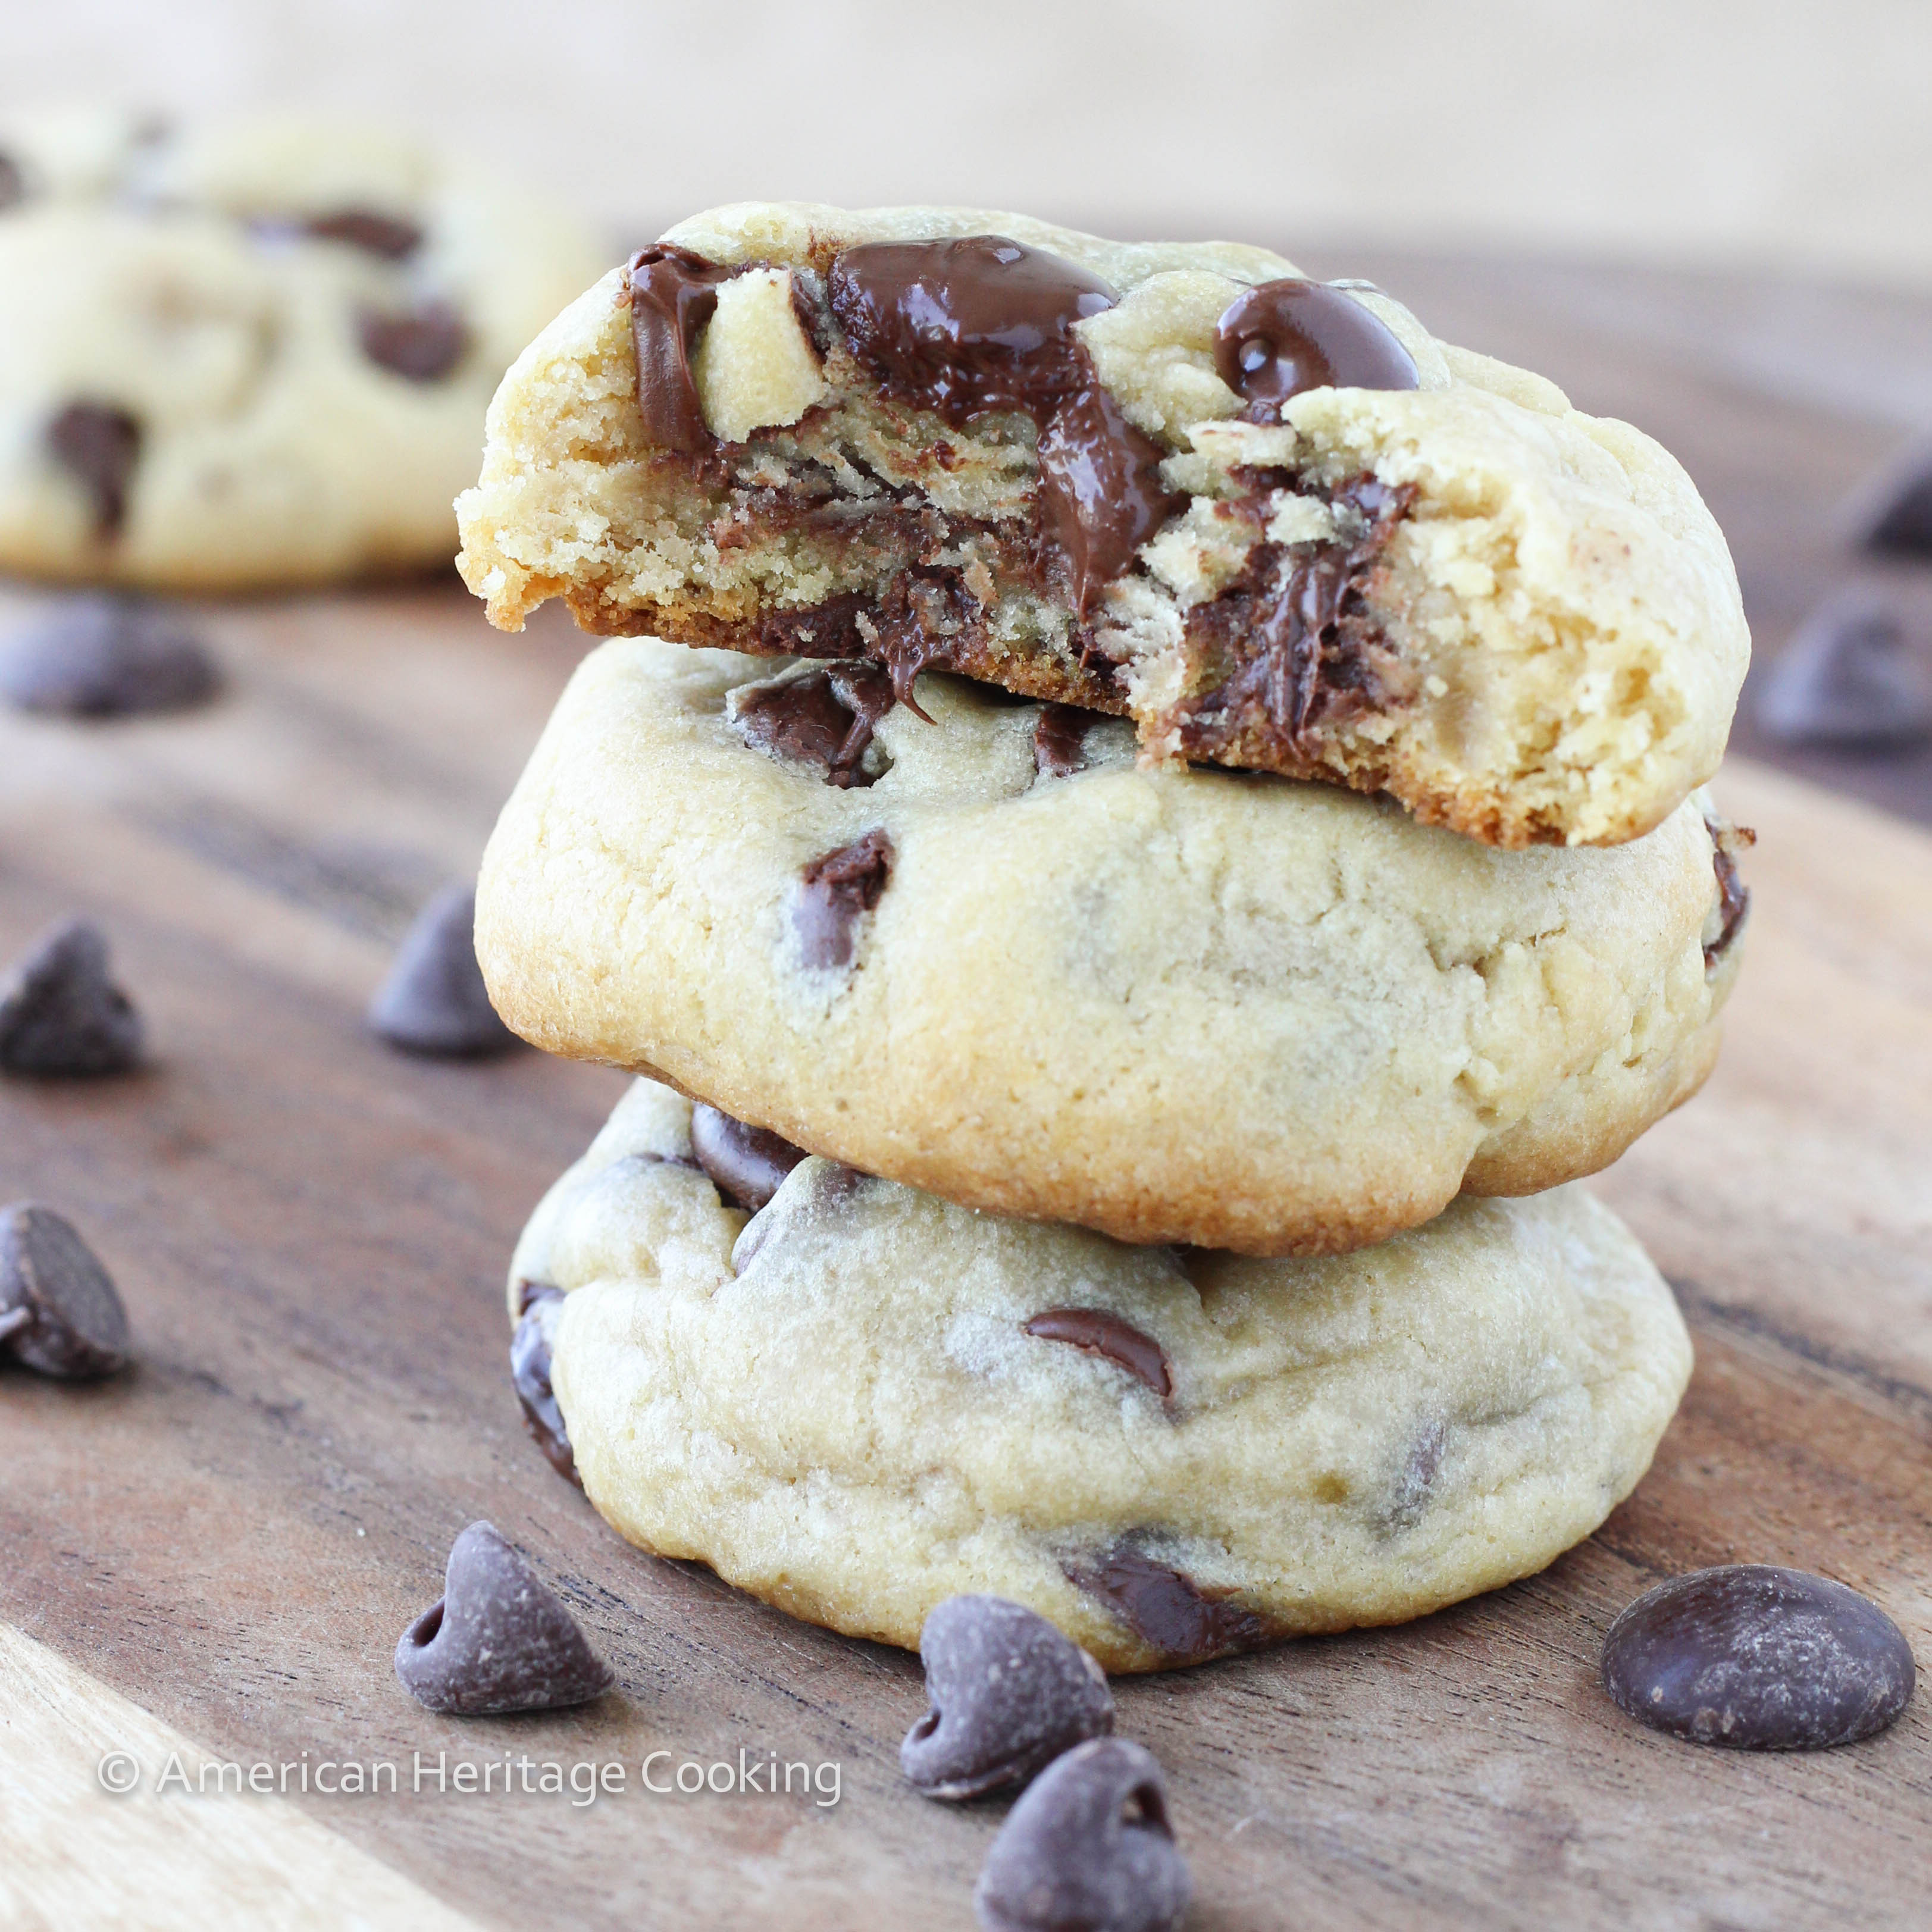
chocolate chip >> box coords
[974,1737,1190,1932]
[0,918,143,1078]
[0,1203,131,1379]
[0,152,25,212]
[394,1521,614,1715]
[1386,1417,1447,1530]
[902,1595,1114,1801]
[358,303,468,383]
[1860,455,1932,558]
[690,1103,809,1212]
[1755,597,1932,748]
[793,828,893,971]
[509,1285,578,1486]
[1023,1308,1172,1402]
[1034,704,1093,777]
[0,597,220,718]
[1602,1565,1915,1750]
[1036,383,1182,614]
[728,662,897,788]
[368,887,521,1059]
[1063,1543,1269,1665]
[306,208,424,260]
[1213,279,1420,417]
[1704,815,1753,972]
[628,245,741,454]
[46,402,142,538]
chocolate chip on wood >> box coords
[394,1521,614,1715]
[0,1203,131,1379]
[974,1737,1190,1932]
[1754,596,1932,749]
[0,597,221,718]
[1601,1565,1916,1749]
[901,1595,1114,1801]
[369,887,520,1058]
[0,918,143,1078]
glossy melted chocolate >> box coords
[1214,280,1419,416]
[628,245,742,453]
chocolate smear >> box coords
[1063,1543,1268,1665]
[1024,1308,1172,1402]
[628,245,741,453]
[0,597,220,718]
[690,1103,809,1212]
[1037,382,1183,613]
[306,208,424,259]
[903,1594,1114,1801]
[1034,703,1093,776]
[1704,816,1753,971]
[1755,597,1932,748]
[394,1521,613,1715]
[974,1737,1191,1932]
[1214,279,1419,417]
[1861,454,1932,559]
[358,303,467,383]
[728,660,896,787]
[509,1285,579,1486]
[793,828,893,970]
[368,885,521,1059]
[46,402,142,538]
[0,918,143,1078]
[1602,1565,1915,1749]
[0,1203,131,1379]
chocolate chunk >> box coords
[509,1285,579,1486]
[1861,454,1932,558]
[793,828,893,970]
[1386,1417,1447,1530]
[1602,1565,1915,1749]
[0,597,220,718]
[1063,1543,1269,1665]
[1214,280,1420,417]
[306,208,423,260]
[1023,1308,1172,1402]
[358,303,468,383]
[974,1737,1190,1932]
[0,152,24,212]
[394,1521,614,1715]
[690,1103,809,1212]
[1037,383,1183,613]
[0,1203,131,1379]
[46,402,141,538]
[368,885,521,1059]
[902,1595,1114,1801]
[1704,815,1753,972]
[1034,703,1094,777]
[1755,598,1932,748]
[0,918,143,1078]
[829,236,1116,426]
[728,661,896,787]
[628,245,741,454]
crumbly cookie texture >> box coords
[456,201,1748,847]
[475,640,1747,1257]
[511,1079,1692,1673]
[0,108,604,589]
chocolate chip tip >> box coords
[369,886,522,1060]
[0,917,145,1079]
[0,1201,132,1379]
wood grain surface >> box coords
[2,261,1930,1930]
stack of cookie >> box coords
[461,203,1749,1671]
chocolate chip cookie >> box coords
[475,639,1745,1257]
[508,1080,1692,1673]
[457,202,1749,847]
[0,108,603,588]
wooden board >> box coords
[2,261,1930,1930]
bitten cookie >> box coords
[475,639,1747,1257]
[0,108,604,588]
[509,1081,1693,1673]
[457,202,1749,846]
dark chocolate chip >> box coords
[902,1595,1114,1801]
[1023,1308,1172,1402]
[394,1521,614,1715]
[509,1285,579,1487]
[0,152,24,212]
[1860,455,1932,558]
[1034,703,1094,778]
[1214,279,1420,417]
[0,918,143,1078]
[1602,1565,1915,1749]
[974,1737,1190,1932]
[0,1203,131,1379]
[306,208,424,260]
[793,828,893,970]
[729,661,897,788]
[1754,598,1932,748]
[1036,382,1183,614]
[628,245,741,454]
[368,886,521,1059]
[0,597,220,718]
[1386,1417,1447,1530]
[690,1103,809,1212]
[46,402,142,538]
[358,303,468,383]
[1704,815,1753,972]
[1063,1543,1269,1665]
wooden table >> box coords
[3,259,1930,1930]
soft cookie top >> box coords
[457,202,1749,846]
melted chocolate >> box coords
[509,1285,579,1486]
[1063,1543,1269,1665]
[628,245,741,453]
[730,661,896,787]
[1037,382,1183,613]
[358,303,467,383]
[307,209,423,259]
[46,403,141,538]
[1704,816,1753,970]
[794,828,894,970]
[1214,280,1419,417]
[1023,1308,1172,1401]
[690,1103,809,1211]
[1034,703,1093,777]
